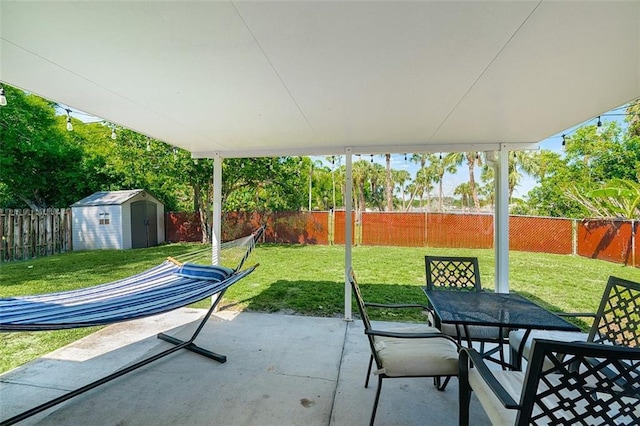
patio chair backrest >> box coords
[347,269,381,367]
[425,256,481,291]
[589,276,640,348]
[517,339,640,425]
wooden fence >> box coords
[0,209,72,262]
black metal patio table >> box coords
[422,289,581,370]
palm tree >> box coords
[480,150,539,203]
[393,169,411,210]
[454,182,472,211]
[449,152,483,211]
[384,153,393,211]
[368,162,386,211]
[414,159,438,211]
[352,159,370,217]
[408,153,429,208]
[433,153,459,212]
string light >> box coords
[404,153,407,161]
[65,109,73,131]
[146,139,151,151]
[439,153,442,160]
[562,134,567,146]
[596,116,604,136]
[370,154,373,163]
[110,125,117,140]
[0,85,6,107]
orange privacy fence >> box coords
[165,211,638,268]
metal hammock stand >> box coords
[0,226,264,426]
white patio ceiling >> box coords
[2,1,639,159]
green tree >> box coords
[453,182,472,210]
[222,156,307,212]
[0,86,89,208]
[574,178,640,219]
[480,150,540,213]
[392,169,411,210]
[450,152,482,211]
[524,121,637,218]
[384,153,393,211]
[433,153,458,212]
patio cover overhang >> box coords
[2,1,639,317]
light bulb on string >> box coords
[562,134,567,147]
[0,86,7,107]
[65,109,73,131]
[173,148,177,160]
[146,139,151,152]
[110,126,117,140]
[370,154,373,163]
[404,153,407,161]
[596,116,604,136]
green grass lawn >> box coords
[2,243,639,373]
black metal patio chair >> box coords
[459,339,640,425]
[425,255,508,366]
[348,268,460,426]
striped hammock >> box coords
[0,227,263,332]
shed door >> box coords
[131,201,158,248]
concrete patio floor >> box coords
[0,309,492,426]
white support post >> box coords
[211,153,223,305]
[344,147,353,321]
[494,145,510,293]
[212,153,222,266]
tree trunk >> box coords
[194,183,210,244]
[438,177,444,212]
[468,156,481,211]
[385,153,393,211]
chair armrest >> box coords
[557,312,596,319]
[459,348,520,409]
[365,302,429,310]
[366,328,458,344]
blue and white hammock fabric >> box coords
[0,262,255,331]
[0,226,263,332]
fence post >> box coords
[572,219,577,256]
[424,210,428,247]
[633,219,637,268]
[328,209,334,245]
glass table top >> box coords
[422,289,580,332]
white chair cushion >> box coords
[372,328,459,377]
[509,329,589,360]
[468,369,522,426]
[470,369,582,425]
[371,323,439,335]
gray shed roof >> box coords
[71,190,148,207]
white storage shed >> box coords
[72,190,165,251]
